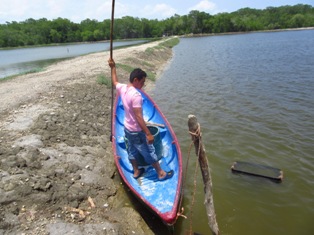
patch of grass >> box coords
[97,74,111,87]
[116,63,155,81]
[124,57,140,65]
[144,47,155,56]
[24,68,44,74]
[146,71,156,81]
[124,58,153,69]
[116,63,134,73]
[0,74,16,82]
[0,76,13,83]
[0,68,45,82]
[116,64,156,81]
[144,37,179,57]
[142,61,153,68]
[159,37,180,48]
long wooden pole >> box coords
[188,114,219,235]
[109,0,115,142]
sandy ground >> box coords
[0,39,173,234]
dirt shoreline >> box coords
[0,39,174,234]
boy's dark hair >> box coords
[129,68,147,83]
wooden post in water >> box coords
[188,114,219,235]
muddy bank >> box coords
[0,39,174,234]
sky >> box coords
[0,0,313,24]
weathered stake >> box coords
[188,114,219,235]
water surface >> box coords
[152,30,314,235]
[0,40,147,79]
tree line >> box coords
[0,4,313,48]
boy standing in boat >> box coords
[108,58,173,181]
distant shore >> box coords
[181,26,314,37]
[2,26,313,51]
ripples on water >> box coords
[153,30,314,235]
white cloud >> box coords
[0,0,221,23]
[47,0,64,16]
[69,1,113,22]
[112,2,176,20]
[189,0,217,13]
[0,0,30,22]
[0,0,114,23]
[142,4,176,19]
[1,0,310,24]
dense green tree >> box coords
[142,18,155,38]
[187,11,212,34]
[0,4,313,48]
[81,30,94,41]
[149,19,164,37]
[50,29,62,43]
[102,19,111,40]
[230,8,264,31]
[116,16,143,38]
[50,18,71,42]
[289,14,306,28]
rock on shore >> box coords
[0,39,174,234]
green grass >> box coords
[116,63,134,73]
[146,71,156,81]
[24,68,44,74]
[97,38,177,85]
[0,68,45,82]
[117,63,156,81]
[144,37,180,56]
[159,37,180,48]
[124,58,153,69]
[96,74,112,87]
[144,47,155,56]
[142,61,153,67]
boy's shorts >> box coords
[124,128,158,164]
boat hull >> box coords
[112,89,182,225]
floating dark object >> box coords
[231,161,283,182]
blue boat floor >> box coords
[119,156,178,213]
[121,156,172,183]
[135,158,172,185]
